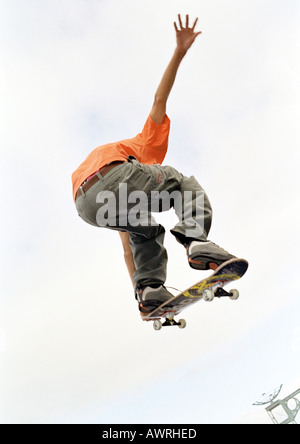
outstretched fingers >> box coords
[174,14,200,32]
[192,17,198,31]
[178,13,183,29]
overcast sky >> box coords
[1,0,300,424]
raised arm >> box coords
[150,14,202,124]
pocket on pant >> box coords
[136,163,166,190]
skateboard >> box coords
[143,258,248,330]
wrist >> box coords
[174,47,187,59]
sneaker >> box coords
[136,285,174,313]
[187,240,236,271]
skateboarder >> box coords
[72,15,236,314]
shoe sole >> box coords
[188,256,233,271]
[139,300,172,313]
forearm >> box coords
[123,251,135,287]
[154,48,186,104]
[118,232,136,287]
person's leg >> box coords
[129,226,167,288]
[141,163,213,244]
[146,163,236,270]
[167,173,213,245]
[75,160,171,307]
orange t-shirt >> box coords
[71,114,170,201]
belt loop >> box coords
[128,155,137,163]
[79,186,85,197]
[96,172,103,181]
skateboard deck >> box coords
[143,258,248,330]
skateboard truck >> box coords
[202,286,239,302]
[215,287,234,298]
[214,287,239,300]
[153,317,187,331]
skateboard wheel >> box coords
[229,289,239,300]
[203,289,214,302]
[178,319,187,329]
[153,320,162,330]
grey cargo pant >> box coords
[75,157,212,288]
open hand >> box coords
[174,14,202,53]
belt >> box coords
[75,161,125,201]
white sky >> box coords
[1,0,300,424]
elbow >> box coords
[154,94,167,105]
[151,96,167,124]
[124,250,133,259]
